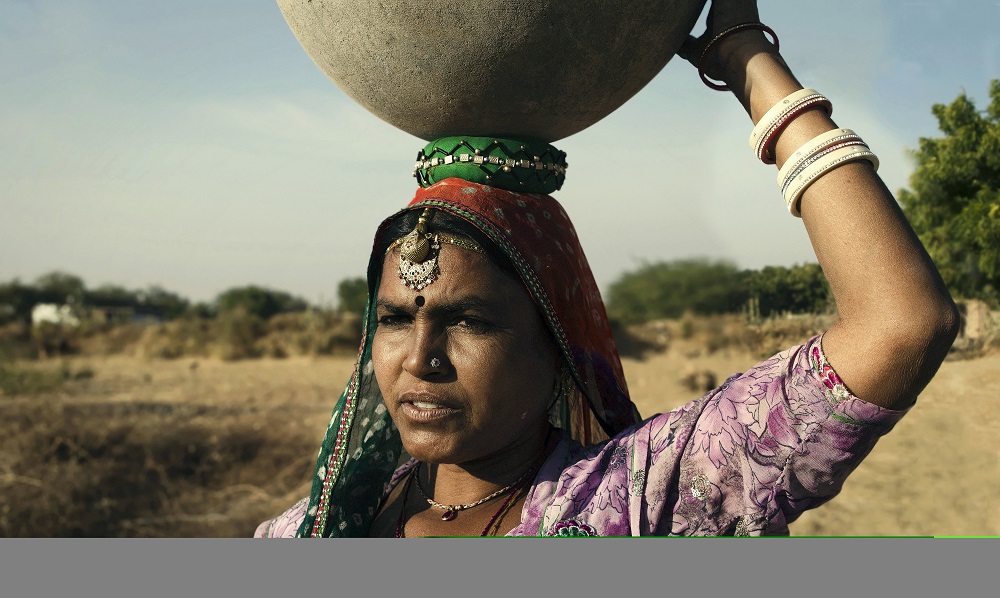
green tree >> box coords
[84,283,191,321]
[142,285,190,320]
[215,285,308,320]
[33,271,86,306]
[0,280,39,325]
[606,259,749,324]
[746,263,832,317]
[185,302,215,319]
[337,277,369,314]
[85,284,136,306]
[898,79,1000,305]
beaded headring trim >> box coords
[412,136,568,195]
[384,208,485,290]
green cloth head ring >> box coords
[413,137,568,194]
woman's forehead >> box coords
[378,244,526,307]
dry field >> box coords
[2,325,997,537]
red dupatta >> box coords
[402,178,641,444]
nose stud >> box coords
[429,357,441,368]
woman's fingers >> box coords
[682,0,770,82]
[705,0,760,31]
[700,0,761,40]
[677,34,702,65]
[680,0,762,69]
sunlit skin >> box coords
[368,243,559,536]
[675,0,958,410]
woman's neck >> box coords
[421,423,553,507]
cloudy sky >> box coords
[2,0,998,304]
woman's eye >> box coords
[377,314,409,327]
[454,317,491,332]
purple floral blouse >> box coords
[255,336,907,537]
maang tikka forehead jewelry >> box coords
[385,207,486,290]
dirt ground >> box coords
[3,340,997,537]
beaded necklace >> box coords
[394,429,552,537]
[414,461,534,521]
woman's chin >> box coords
[398,430,465,464]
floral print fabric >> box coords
[256,335,907,537]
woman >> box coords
[255,0,959,537]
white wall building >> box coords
[31,303,81,327]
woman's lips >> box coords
[399,393,460,423]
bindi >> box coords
[414,295,425,307]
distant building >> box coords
[959,299,995,340]
[89,300,165,325]
[31,303,81,327]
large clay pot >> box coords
[277,0,707,142]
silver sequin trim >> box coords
[630,471,646,495]
[690,474,711,501]
[734,516,753,537]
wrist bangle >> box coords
[756,96,833,164]
[779,139,869,199]
[784,146,879,217]
[699,23,779,91]
[749,89,832,164]
[752,89,823,151]
[777,128,862,189]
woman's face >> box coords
[372,243,559,467]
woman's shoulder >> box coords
[514,334,912,536]
[709,333,910,428]
[658,333,910,533]
[254,497,309,538]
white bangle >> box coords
[777,128,861,188]
[749,88,831,163]
[751,89,821,152]
[784,146,879,217]
[780,139,870,200]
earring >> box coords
[548,366,572,411]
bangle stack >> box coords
[750,89,880,217]
[696,23,882,219]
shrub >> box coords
[337,277,369,315]
[213,308,263,361]
[746,264,833,317]
[607,259,749,324]
[215,286,308,321]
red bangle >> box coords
[756,95,833,164]
[698,22,779,91]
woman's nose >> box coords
[401,324,448,378]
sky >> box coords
[2,0,998,305]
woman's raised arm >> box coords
[680,0,960,410]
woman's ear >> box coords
[547,356,571,413]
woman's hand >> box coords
[677,0,764,86]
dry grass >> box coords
[616,312,836,361]
[0,356,353,537]
[0,310,364,363]
[0,361,93,396]
[2,312,996,537]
